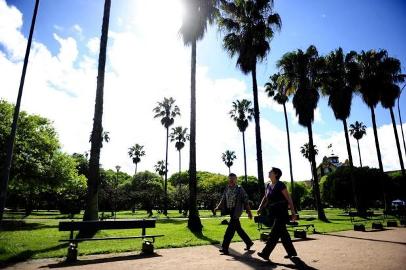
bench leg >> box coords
[66,242,78,262]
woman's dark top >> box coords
[265,181,289,221]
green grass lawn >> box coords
[0,208,400,264]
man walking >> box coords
[215,173,254,255]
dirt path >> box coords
[4,228,406,270]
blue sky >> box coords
[1,0,406,180]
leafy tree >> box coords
[349,121,367,167]
[180,0,219,232]
[84,0,112,221]
[153,97,180,215]
[221,150,236,174]
[379,54,405,176]
[229,99,254,183]
[265,73,295,199]
[128,144,146,175]
[0,0,40,222]
[218,0,281,195]
[72,153,89,177]
[170,126,189,174]
[278,45,327,221]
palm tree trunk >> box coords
[343,119,354,167]
[0,0,40,223]
[283,103,294,201]
[251,64,265,196]
[389,107,405,176]
[188,39,202,232]
[228,167,231,174]
[343,119,359,211]
[370,107,384,172]
[179,150,181,174]
[307,124,327,221]
[164,127,169,216]
[242,131,248,183]
[357,139,363,167]
[370,107,387,209]
[398,92,406,157]
[83,0,111,221]
[134,163,138,175]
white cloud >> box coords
[72,24,82,34]
[1,0,405,184]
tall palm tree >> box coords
[277,45,327,221]
[154,160,167,177]
[222,150,237,174]
[357,50,387,173]
[229,99,254,183]
[218,0,281,196]
[128,144,146,175]
[180,0,218,232]
[379,55,405,176]
[83,0,111,221]
[300,143,319,179]
[321,48,360,209]
[170,126,189,173]
[349,121,367,167]
[153,97,180,215]
[265,73,295,200]
[0,0,40,223]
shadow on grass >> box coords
[322,231,406,245]
[43,252,162,268]
[0,243,69,269]
[191,230,220,245]
[0,220,58,231]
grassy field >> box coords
[0,208,399,264]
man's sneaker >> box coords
[257,252,270,261]
[284,254,297,259]
[219,249,229,255]
[244,242,254,250]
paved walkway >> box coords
[4,228,406,270]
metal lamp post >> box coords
[114,165,121,220]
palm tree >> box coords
[277,45,327,221]
[320,48,360,209]
[0,0,40,223]
[218,0,281,195]
[180,0,218,232]
[265,73,295,200]
[300,143,319,177]
[170,126,189,173]
[128,144,146,175]
[379,55,405,176]
[357,50,386,173]
[153,97,180,215]
[349,121,367,167]
[83,0,111,221]
[154,160,167,177]
[229,99,254,183]
[222,150,237,174]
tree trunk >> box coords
[370,107,387,209]
[251,64,265,196]
[83,0,111,221]
[134,163,138,175]
[228,166,231,174]
[164,127,169,215]
[179,149,181,174]
[389,107,405,176]
[398,90,406,157]
[370,107,384,172]
[307,124,327,221]
[283,103,294,201]
[357,140,363,167]
[343,119,359,210]
[187,39,202,232]
[242,131,248,183]
[0,0,40,223]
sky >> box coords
[1,0,406,182]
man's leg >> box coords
[221,218,237,252]
[235,218,254,248]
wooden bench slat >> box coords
[59,219,156,231]
[59,234,165,242]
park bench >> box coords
[254,216,316,240]
[59,219,164,261]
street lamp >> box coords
[114,165,121,220]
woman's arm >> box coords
[257,195,268,214]
[282,188,296,221]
